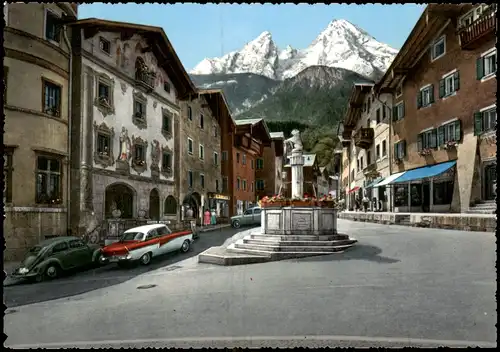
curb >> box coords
[198,224,232,233]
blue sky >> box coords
[79,3,425,71]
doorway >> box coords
[422,182,430,212]
[149,189,160,220]
[484,163,497,200]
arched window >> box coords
[187,106,192,121]
[164,195,177,215]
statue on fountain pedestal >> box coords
[284,129,303,155]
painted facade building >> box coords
[3,3,78,260]
[68,19,197,235]
[375,3,496,213]
[255,131,285,200]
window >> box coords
[97,133,110,155]
[187,138,193,154]
[382,140,387,157]
[69,239,86,249]
[366,151,371,166]
[356,159,360,172]
[188,171,193,188]
[162,111,172,133]
[477,50,497,80]
[256,179,265,191]
[222,151,228,161]
[433,180,454,205]
[131,92,147,127]
[134,100,145,119]
[200,174,205,188]
[164,196,177,215]
[52,242,68,254]
[256,158,264,170]
[242,154,247,165]
[213,125,218,137]
[200,114,204,129]
[213,152,218,166]
[251,182,254,192]
[417,129,437,151]
[216,179,220,192]
[431,36,446,61]
[134,144,145,161]
[242,180,247,191]
[36,155,62,204]
[199,144,204,160]
[236,178,240,190]
[187,106,193,121]
[99,37,110,54]
[163,81,171,94]
[393,102,405,121]
[42,79,61,117]
[439,71,460,98]
[360,157,363,169]
[236,152,240,163]
[222,177,228,192]
[382,106,387,119]
[417,85,434,108]
[394,185,408,207]
[251,159,254,169]
[45,10,60,43]
[394,140,406,160]
[376,144,380,160]
[438,120,462,145]
[395,82,403,98]
[376,108,381,124]
[4,148,13,203]
[474,108,497,135]
[367,97,371,112]
[162,152,171,171]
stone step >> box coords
[469,204,497,210]
[234,241,356,253]
[467,209,496,214]
[198,246,270,266]
[249,233,349,242]
[243,238,356,247]
[226,245,351,260]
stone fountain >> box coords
[199,130,357,266]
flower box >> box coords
[318,200,336,208]
[290,200,316,207]
[261,201,288,208]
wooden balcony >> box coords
[135,70,156,92]
[458,5,496,50]
[353,128,374,149]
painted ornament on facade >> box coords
[151,140,161,168]
[119,127,131,161]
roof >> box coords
[270,132,285,140]
[234,118,263,126]
[70,18,197,98]
[234,118,272,144]
[198,88,235,129]
[125,223,169,233]
[36,236,80,247]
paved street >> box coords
[3,226,246,308]
[5,220,496,348]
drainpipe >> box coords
[63,26,73,234]
[373,93,393,212]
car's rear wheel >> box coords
[232,220,241,229]
[139,252,152,266]
[180,240,191,253]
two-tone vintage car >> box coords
[231,206,262,228]
[11,236,103,282]
[100,223,193,267]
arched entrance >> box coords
[149,188,160,220]
[105,183,135,219]
[164,195,177,215]
[183,192,201,223]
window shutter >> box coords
[401,102,405,118]
[394,143,398,159]
[417,134,423,152]
[437,126,445,145]
[392,106,398,121]
[430,129,437,148]
[429,84,435,103]
[453,71,460,91]
[473,112,483,135]
[417,91,422,109]
[455,119,462,142]
[402,140,406,157]
[439,79,445,98]
[476,57,484,80]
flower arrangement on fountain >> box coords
[290,193,317,207]
[317,194,337,208]
[259,194,288,208]
[443,140,458,149]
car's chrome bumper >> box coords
[101,254,131,263]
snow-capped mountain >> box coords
[191,19,398,80]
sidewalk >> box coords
[198,223,231,233]
[338,211,496,232]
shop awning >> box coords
[373,171,406,187]
[391,160,457,184]
[365,177,384,189]
[348,186,360,194]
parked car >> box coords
[231,206,262,228]
[10,236,103,282]
[100,223,193,267]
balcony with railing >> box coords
[353,128,374,149]
[135,69,156,92]
[458,4,496,50]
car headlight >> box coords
[18,267,29,274]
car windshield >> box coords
[120,232,143,241]
[27,246,43,255]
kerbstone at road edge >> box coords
[5,220,496,348]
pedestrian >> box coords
[362,195,369,212]
[204,209,211,226]
[210,208,217,225]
